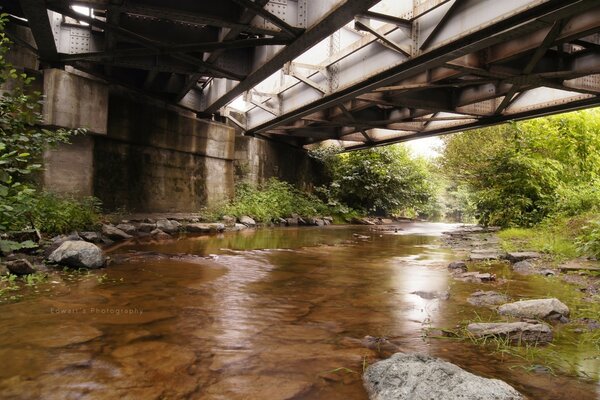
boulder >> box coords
[79,231,104,244]
[43,233,82,257]
[102,224,133,241]
[352,217,376,225]
[363,352,524,400]
[239,216,256,227]
[150,229,171,240]
[512,260,534,274]
[286,217,299,226]
[323,216,334,223]
[5,259,37,275]
[156,219,181,234]
[467,291,510,307]
[221,215,236,227]
[116,223,137,235]
[467,322,553,344]
[498,298,569,321]
[137,222,156,233]
[448,261,467,272]
[506,252,541,262]
[48,241,106,269]
[411,290,450,300]
[232,223,247,231]
[538,269,556,276]
[186,223,225,233]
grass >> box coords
[498,214,600,261]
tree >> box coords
[0,15,80,234]
[321,145,438,216]
[439,110,600,227]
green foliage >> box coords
[576,219,600,259]
[0,15,88,236]
[317,144,438,216]
[31,192,101,234]
[440,110,600,227]
[218,178,331,222]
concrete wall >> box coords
[234,135,324,190]
[93,92,235,212]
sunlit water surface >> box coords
[0,223,598,399]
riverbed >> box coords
[0,223,598,399]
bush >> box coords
[31,192,101,234]
[219,178,331,223]
[577,219,600,259]
[314,145,438,216]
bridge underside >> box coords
[5,0,600,149]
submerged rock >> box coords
[102,224,133,240]
[5,259,37,275]
[48,241,106,269]
[467,322,553,344]
[363,352,523,400]
[411,290,450,300]
[467,290,510,307]
[361,336,400,355]
[454,272,496,283]
[498,298,569,322]
[512,260,534,274]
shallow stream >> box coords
[0,223,598,399]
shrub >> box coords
[31,192,102,234]
[219,178,331,222]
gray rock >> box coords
[156,219,181,234]
[455,272,496,283]
[323,216,333,223]
[79,231,104,244]
[286,217,299,226]
[102,224,133,241]
[448,261,467,272]
[469,249,503,261]
[116,223,137,235]
[538,269,556,276]
[232,223,247,231]
[150,229,171,240]
[352,217,376,225]
[5,259,37,275]
[512,260,534,274]
[48,241,106,269]
[411,290,450,300]
[239,216,256,227]
[467,291,510,307]
[506,251,542,262]
[186,223,225,233]
[221,215,236,227]
[137,222,156,233]
[498,298,569,321]
[363,352,524,400]
[43,233,82,257]
[467,322,553,344]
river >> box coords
[0,223,598,399]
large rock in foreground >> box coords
[467,322,553,344]
[363,353,523,400]
[48,240,106,269]
[498,298,569,321]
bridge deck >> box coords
[5,0,600,149]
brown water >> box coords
[0,223,599,399]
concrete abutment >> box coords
[35,68,321,213]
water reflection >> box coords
[0,223,598,399]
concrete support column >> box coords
[41,69,108,197]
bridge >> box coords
[5,0,600,150]
[2,0,600,212]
